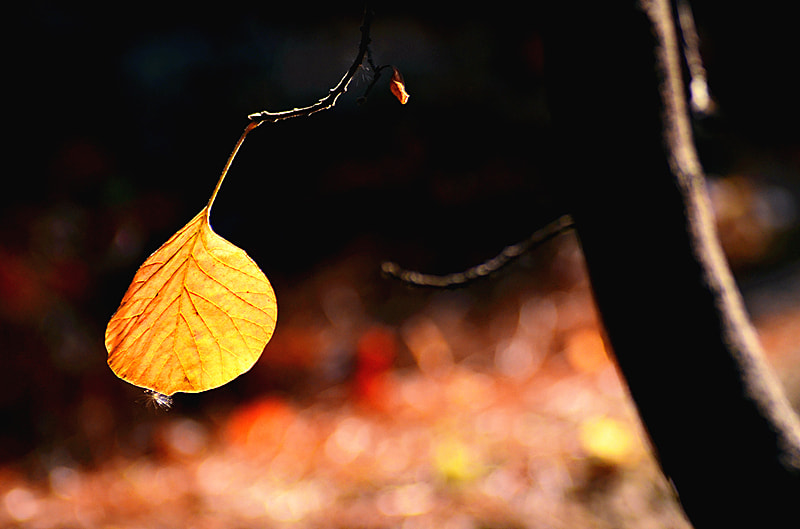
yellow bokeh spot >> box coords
[432,437,481,483]
[579,416,641,467]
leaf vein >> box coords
[198,231,266,283]
[188,254,273,316]
[185,289,251,360]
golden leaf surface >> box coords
[106,207,277,396]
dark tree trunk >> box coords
[541,1,800,527]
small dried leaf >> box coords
[106,207,277,396]
[390,66,410,104]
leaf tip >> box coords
[142,389,174,410]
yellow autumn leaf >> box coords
[106,122,276,397]
[106,206,277,395]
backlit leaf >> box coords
[106,206,277,396]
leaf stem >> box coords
[206,121,261,214]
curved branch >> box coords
[382,214,574,288]
[247,8,374,124]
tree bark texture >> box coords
[541,1,800,527]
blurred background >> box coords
[2,2,799,527]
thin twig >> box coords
[382,214,575,288]
[676,0,715,115]
[356,63,393,105]
[247,8,374,124]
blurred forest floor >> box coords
[2,179,799,528]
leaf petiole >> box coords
[206,121,261,215]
